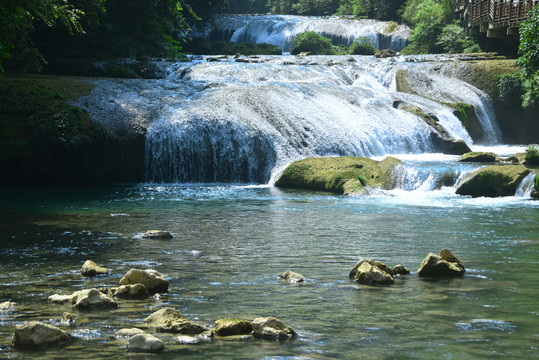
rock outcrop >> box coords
[81,260,109,277]
[119,269,169,294]
[13,322,70,349]
[417,248,465,278]
[354,262,395,285]
[459,152,499,163]
[456,165,530,197]
[48,288,118,310]
[140,230,173,240]
[251,316,296,341]
[214,319,253,336]
[114,328,146,338]
[278,270,305,283]
[128,333,165,353]
[275,156,403,195]
[143,307,207,335]
[109,284,149,299]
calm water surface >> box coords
[1,178,538,359]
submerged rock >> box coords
[275,156,403,195]
[114,328,146,338]
[109,284,149,299]
[375,49,397,58]
[119,269,169,294]
[456,165,530,197]
[81,260,109,277]
[417,249,465,278]
[392,264,410,276]
[251,316,296,341]
[459,152,499,163]
[214,319,253,336]
[13,322,70,349]
[140,230,173,240]
[128,333,165,353]
[48,288,118,310]
[144,307,207,334]
[61,312,77,326]
[278,270,305,283]
[0,301,16,312]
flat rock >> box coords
[278,270,304,283]
[214,319,253,336]
[48,288,118,310]
[140,230,173,240]
[251,316,296,341]
[13,321,70,349]
[144,307,207,334]
[81,260,109,277]
[128,333,165,353]
[115,328,146,338]
[459,152,499,163]
[119,269,169,294]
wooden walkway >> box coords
[455,0,539,38]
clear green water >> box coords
[0,181,538,359]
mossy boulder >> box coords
[275,156,403,195]
[459,152,499,163]
[143,307,207,335]
[447,102,483,142]
[349,258,395,285]
[128,334,165,353]
[48,288,118,310]
[13,322,70,349]
[278,270,305,283]
[81,260,109,277]
[417,249,465,278]
[456,165,530,197]
[251,316,296,341]
[119,269,168,294]
[214,319,253,336]
[140,230,173,240]
[109,284,149,300]
[533,172,539,199]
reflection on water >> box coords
[0,176,538,359]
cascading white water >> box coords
[193,14,410,52]
[515,172,537,197]
[75,55,503,184]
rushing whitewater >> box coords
[193,14,411,52]
[75,55,501,184]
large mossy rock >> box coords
[13,322,70,349]
[144,307,207,334]
[119,269,169,294]
[352,261,395,286]
[417,249,465,278]
[140,230,173,240]
[109,284,149,299]
[533,173,539,199]
[459,152,499,163]
[214,319,253,336]
[251,316,296,341]
[48,289,118,310]
[456,165,530,197]
[275,156,403,195]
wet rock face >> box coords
[456,165,530,197]
[417,249,465,278]
[81,260,109,277]
[119,269,169,294]
[128,334,165,353]
[214,319,253,336]
[13,322,70,350]
[251,316,296,341]
[143,307,207,335]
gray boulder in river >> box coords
[13,321,70,349]
[80,260,109,277]
[251,316,296,341]
[119,269,169,294]
[48,288,118,310]
[143,307,207,335]
[128,333,165,353]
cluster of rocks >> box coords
[8,230,296,353]
[349,248,465,286]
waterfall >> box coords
[75,55,502,184]
[515,172,537,197]
[193,15,410,52]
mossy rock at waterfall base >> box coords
[0,74,145,185]
[275,156,403,195]
[456,165,530,197]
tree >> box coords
[0,0,90,72]
[337,0,406,20]
[435,21,481,54]
[517,4,539,108]
[291,31,334,55]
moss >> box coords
[275,156,403,195]
[183,38,282,56]
[456,165,530,197]
[525,145,539,165]
[385,21,398,34]
[459,152,499,163]
[463,59,520,99]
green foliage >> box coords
[435,21,481,54]
[525,145,539,165]
[402,0,454,54]
[336,0,406,20]
[183,38,282,55]
[267,0,340,15]
[497,72,524,106]
[348,37,378,55]
[517,4,539,108]
[291,31,334,55]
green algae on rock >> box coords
[275,156,403,195]
[456,165,531,197]
[459,152,499,163]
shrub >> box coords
[291,31,334,55]
[348,37,378,55]
[497,73,524,106]
[525,144,539,165]
[435,21,481,54]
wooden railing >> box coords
[458,0,538,27]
